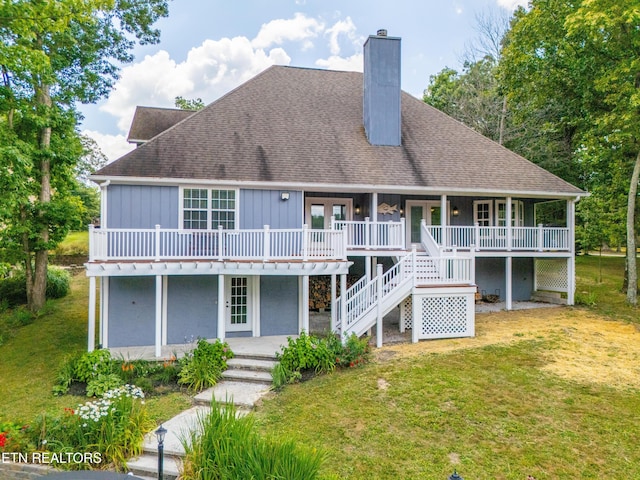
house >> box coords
[86,31,585,356]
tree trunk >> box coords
[28,82,52,312]
[625,150,640,305]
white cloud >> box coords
[496,0,528,10]
[93,12,366,158]
[82,130,135,163]
[251,13,324,49]
[315,53,363,72]
[325,17,358,55]
[100,38,291,132]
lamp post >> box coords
[448,470,463,480]
[155,424,167,480]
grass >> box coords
[51,230,89,256]
[0,272,191,424]
[254,339,640,479]
[575,254,639,322]
[0,253,638,478]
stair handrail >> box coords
[420,220,442,257]
[339,252,416,338]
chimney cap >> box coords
[376,29,388,37]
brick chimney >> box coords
[363,29,401,146]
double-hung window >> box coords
[182,188,236,230]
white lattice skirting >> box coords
[535,258,568,293]
[408,286,476,341]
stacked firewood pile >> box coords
[308,275,360,310]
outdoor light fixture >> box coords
[452,206,459,217]
[448,470,464,480]
[280,191,290,201]
[155,424,167,480]
[355,204,361,215]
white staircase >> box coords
[335,248,475,344]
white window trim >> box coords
[495,200,525,227]
[179,186,239,230]
[473,200,493,226]
[304,197,353,229]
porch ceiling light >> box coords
[355,204,361,215]
[280,191,290,201]
[452,206,459,217]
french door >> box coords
[225,276,252,332]
[405,200,444,248]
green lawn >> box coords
[0,254,638,479]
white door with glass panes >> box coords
[304,198,353,229]
[473,200,493,249]
[405,200,444,248]
[225,276,252,332]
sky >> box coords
[81,0,528,162]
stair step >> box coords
[127,453,181,480]
[227,357,278,372]
[222,368,272,384]
[194,380,272,409]
[232,351,278,361]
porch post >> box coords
[371,192,378,221]
[440,194,447,248]
[365,257,372,280]
[505,257,512,311]
[330,274,337,332]
[101,277,109,348]
[506,197,512,251]
[99,180,109,228]
[98,277,104,347]
[88,276,96,352]
[340,274,347,339]
[567,198,576,305]
[218,275,225,341]
[302,275,310,332]
[376,264,383,348]
[155,275,162,358]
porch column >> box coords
[330,274,337,332]
[506,196,512,251]
[371,192,378,221]
[99,180,109,228]
[567,198,576,305]
[302,275,310,332]
[101,278,109,348]
[440,194,447,228]
[98,277,104,347]
[340,274,347,339]
[88,276,96,352]
[217,274,225,341]
[376,264,383,348]
[365,258,372,281]
[155,275,162,358]
[505,257,513,311]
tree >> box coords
[501,0,640,304]
[175,96,205,111]
[0,0,169,311]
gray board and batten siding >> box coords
[106,185,303,230]
[108,277,156,348]
[475,257,534,302]
[166,275,218,344]
[259,276,299,336]
[107,185,179,229]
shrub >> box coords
[0,421,34,453]
[52,355,80,396]
[273,332,372,388]
[0,267,70,308]
[86,373,124,397]
[45,267,70,299]
[276,331,335,374]
[178,339,233,392]
[35,385,152,470]
[335,333,371,368]
[181,401,325,480]
[74,349,114,383]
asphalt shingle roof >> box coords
[97,66,583,197]
[127,106,194,144]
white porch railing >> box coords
[426,224,570,251]
[88,225,347,262]
[335,250,474,338]
[332,217,405,250]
